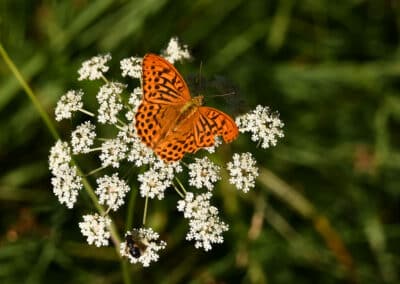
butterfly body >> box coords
[135,54,238,162]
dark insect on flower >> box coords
[125,231,147,258]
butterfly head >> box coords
[192,95,204,106]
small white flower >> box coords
[78,54,112,81]
[227,152,258,193]
[55,90,84,121]
[99,138,128,168]
[204,137,222,153]
[138,168,171,200]
[162,37,191,64]
[96,173,130,211]
[97,82,126,124]
[127,140,155,167]
[137,159,181,199]
[125,87,143,124]
[120,228,166,267]
[79,213,111,247]
[51,164,82,208]
[152,159,183,179]
[49,140,72,176]
[128,87,143,112]
[177,192,212,220]
[118,126,155,167]
[188,157,220,190]
[120,57,142,78]
[177,192,228,251]
[71,121,96,154]
[236,105,284,148]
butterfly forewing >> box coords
[142,54,190,105]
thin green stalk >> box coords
[143,195,149,225]
[126,186,137,230]
[121,261,132,284]
[0,43,59,140]
[173,184,185,199]
[174,177,187,195]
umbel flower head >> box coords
[49,37,284,266]
[120,228,167,267]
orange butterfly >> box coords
[135,54,238,162]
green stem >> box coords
[142,195,149,225]
[79,108,95,117]
[126,186,137,230]
[0,43,59,140]
[173,184,185,199]
[85,166,106,176]
[175,177,187,195]
[121,261,131,284]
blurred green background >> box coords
[1,0,399,283]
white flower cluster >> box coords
[97,82,125,124]
[227,152,258,193]
[120,57,142,78]
[79,213,111,247]
[177,192,228,251]
[118,125,155,167]
[78,54,112,81]
[55,90,84,121]
[127,87,143,114]
[99,138,128,168]
[49,140,82,208]
[120,228,166,267]
[188,157,220,190]
[96,173,130,211]
[236,105,284,148]
[162,37,191,64]
[71,121,96,154]
[138,160,182,200]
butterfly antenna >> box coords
[208,91,236,98]
[199,61,203,91]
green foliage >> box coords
[0,0,399,283]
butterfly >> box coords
[135,54,238,162]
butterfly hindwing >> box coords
[154,120,197,162]
[196,107,239,146]
[135,101,181,148]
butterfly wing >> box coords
[135,54,191,148]
[135,101,181,148]
[154,107,238,162]
[141,53,191,105]
[154,123,197,162]
[195,107,238,146]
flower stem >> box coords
[142,195,149,225]
[175,177,187,195]
[79,108,95,117]
[0,43,59,140]
[121,261,132,284]
[173,184,185,199]
[86,166,105,176]
[126,186,137,230]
